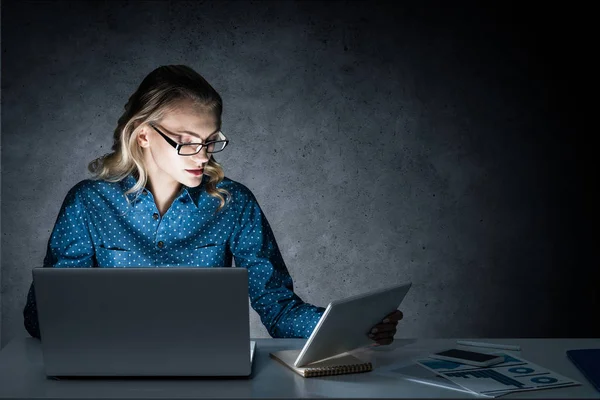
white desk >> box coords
[0,337,598,399]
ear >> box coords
[136,125,151,148]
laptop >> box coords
[33,267,256,377]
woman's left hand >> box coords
[368,310,404,345]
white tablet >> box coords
[294,282,412,367]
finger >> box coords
[370,318,401,332]
[383,310,404,323]
[371,333,395,342]
[376,337,394,346]
[369,324,397,334]
[369,330,396,341]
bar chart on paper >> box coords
[417,353,581,397]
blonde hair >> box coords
[88,65,230,211]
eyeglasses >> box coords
[149,123,229,156]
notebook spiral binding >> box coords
[304,362,373,377]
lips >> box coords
[185,168,204,176]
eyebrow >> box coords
[162,126,220,140]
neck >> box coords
[152,187,181,216]
[145,174,182,216]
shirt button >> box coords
[157,241,164,249]
[152,213,159,220]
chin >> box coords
[183,175,203,187]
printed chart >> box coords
[417,353,580,397]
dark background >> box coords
[1,0,596,348]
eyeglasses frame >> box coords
[148,123,229,156]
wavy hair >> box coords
[88,65,230,211]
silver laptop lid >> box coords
[33,267,251,377]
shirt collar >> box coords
[181,175,207,208]
[120,174,142,203]
[119,173,206,208]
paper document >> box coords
[416,352,581,398]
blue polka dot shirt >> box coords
[23,174,325,339]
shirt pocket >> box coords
[95,246,136,267]
[191,243,229,267]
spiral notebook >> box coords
[270,349,372,378]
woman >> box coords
[23,65,403,342]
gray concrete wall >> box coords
[1,1,595,348]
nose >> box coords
[190,146,210,164]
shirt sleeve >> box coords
[23,185,95,339]
[228,188,325,338]
[42,184,95,268]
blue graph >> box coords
[531,376,558,384]
[508,367,534,374]
[446,369,526,388]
